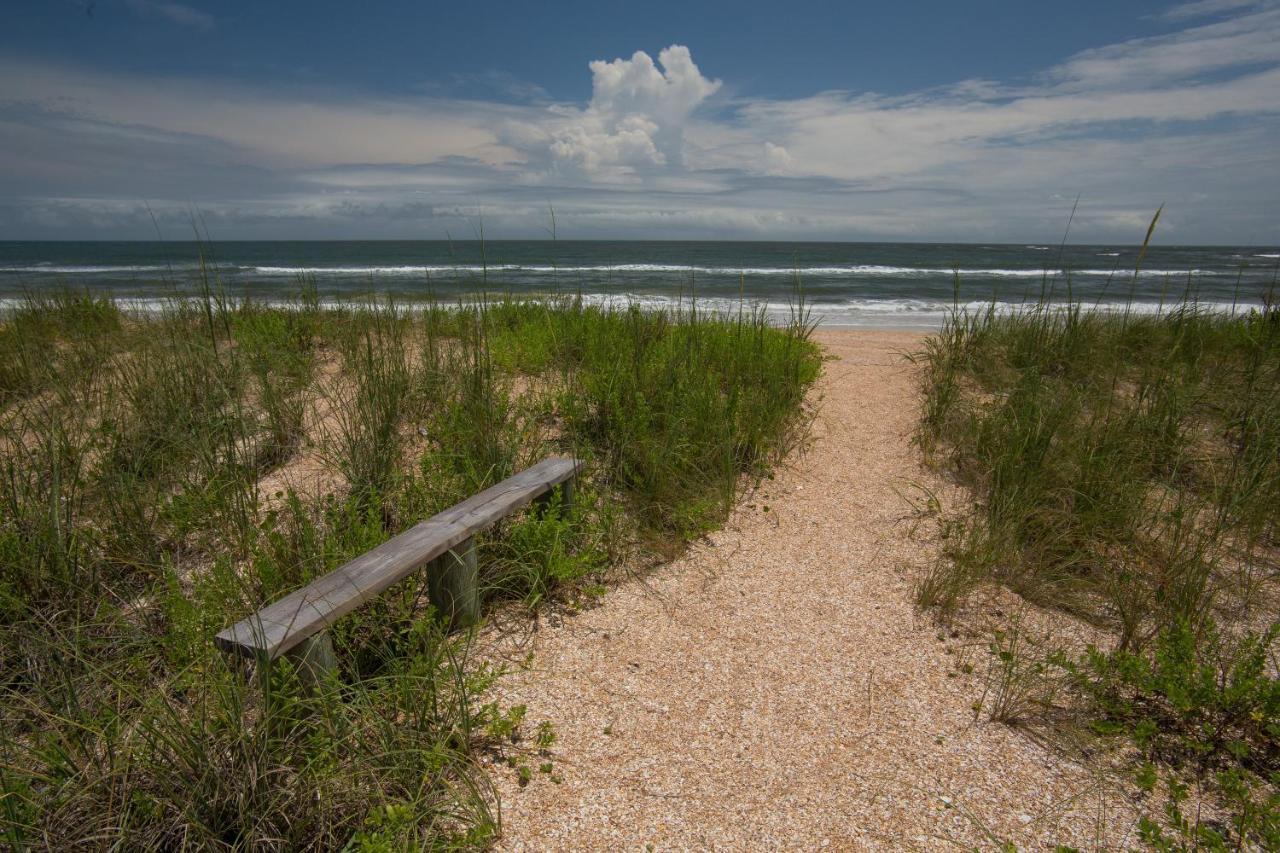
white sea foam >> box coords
[1075,268,1203,277]
[0,261,1224,280]
[251,265,456,275]
[4,294,1250,331]
[243,263,1205,279]
[1256,253,1280,259]
[809,298,1248,327]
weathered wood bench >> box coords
[216,456,582,681]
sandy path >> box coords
[486,329,1138,850]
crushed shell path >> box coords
[484,329,1139,851]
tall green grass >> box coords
[0,283,820,847]
[488,298,820,542]
[914,285,1280,846]
[916,298,1279,631]
[0,291,121,406]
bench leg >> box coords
[429,537,479,630]
[561,478,575,516]
[283,631,337,692]
[533,479,575,518]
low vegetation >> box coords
[914,278,1280,847]
[0,282,820,848]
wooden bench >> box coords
[216,456,582,680]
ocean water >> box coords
[1,240,1276,328]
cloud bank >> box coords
[2,3,1279,242]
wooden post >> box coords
[283,631,337,692]
[560,477,575,517]
[563,473,578,514]
[533,478,575,518]
[428,537,479,630]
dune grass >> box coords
[914,286,1280,847]
[0,284,820,848]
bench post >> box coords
[533,478,575,518]
[561,477,575,515]
[284,631,337,691]
[428,537,479,629]
[246,631,335,723]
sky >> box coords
[1,0,1278,243]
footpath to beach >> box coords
[486,329,1137,850]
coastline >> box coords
[3,238,1275,335]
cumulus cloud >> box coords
[547,45,720,175]
[588,46,721,125]
[550,114,665,172]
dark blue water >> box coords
[1,241,1276,327]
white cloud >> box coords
[588,45,721,124]
[762,142,793,175]
[725,65,1280,186]
[550,114,665,172]
[0,59,525,168]
[702,5,1280,198]
[547,45,720,175]
[1052,4,1280,88]
[1160,0,1276,21]
[124,0,214,30]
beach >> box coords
[483,329,1139,849]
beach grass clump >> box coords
[323,299,419,507]
[915,287,1280,844]
[232,297,319,468]
[0,290,121,406]
[0,283,820,847]
[917,297,1280,632]
[486,298,821,542]
[3,602,499,848]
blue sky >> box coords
[2,0,1278,242]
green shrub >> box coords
[1069,619,1280,775]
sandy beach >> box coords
[485,328,1141,850]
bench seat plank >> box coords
[216,456,581,660]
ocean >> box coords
[1,240,1277,328]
